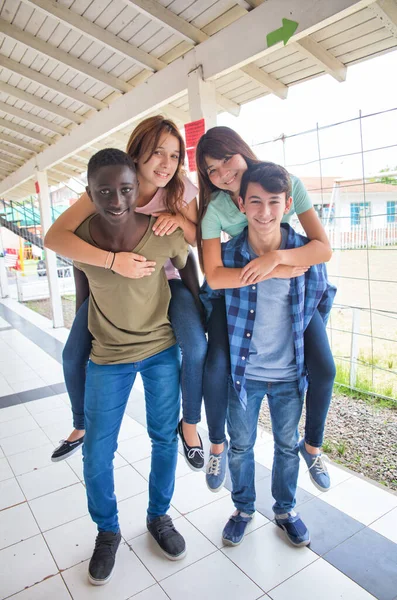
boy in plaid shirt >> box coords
[219,163,336,547]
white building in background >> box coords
[300,177,397,248]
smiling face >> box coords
[136,131,181,190]
[204,153,248,195]
[239,182,292,236]
[87,164,138,225]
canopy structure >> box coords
[1,0,397,200]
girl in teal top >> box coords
[196,126,335,495]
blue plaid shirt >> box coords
[202,224,336,408]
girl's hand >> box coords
[240,253,279,284]
[112,252,156,279]
[152,213,182,236]
[272,265,309,279]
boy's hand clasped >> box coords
[240,254,309,284]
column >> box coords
[36,170,64,328]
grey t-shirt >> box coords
[245,227,297,382]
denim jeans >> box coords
[62,297,92,430]
[227,377,303,515]
[203,296,230,444]
[304,309,336,448]
[83,344,180,533]
[203,297,334,448]
[168,279,207,425]
[63,281,208,431]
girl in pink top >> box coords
[45,116,207,471]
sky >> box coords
[218,49,397,180]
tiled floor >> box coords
[1,298,397,600]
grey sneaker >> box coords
[206,440,228,492]
[88,531,121,586]
[147,515,186,560]
[298,439,330,492]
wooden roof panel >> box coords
[0,0,396,200]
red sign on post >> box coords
[184,118,205,172]
[35,181,40,194]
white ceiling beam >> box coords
[0,142,32,160]
[215,93,241,117]
[1,55,106,111]
[50,164,80,179]
[0,100,68,135]
[370,0,397,36]
[0,118,54,145]
[21,0,165,72]
[161,104,191,123]
[0,81,85,124]
[240,64,288,98]
[235,0,265,8]
[0,132,40,153]
[126,0,287,102]
[0,20,132,94]
[0,0,375,196]
[125,0,207,44]
[61,157,87,171]
[294,37,347,81]
[0,154,24,167]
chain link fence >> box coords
[251,107,397,401]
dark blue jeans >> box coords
[168,279,207,425]
[203,297,230,445]
[63,281,207,430]
[203,297,335,448]
[84,345,180,532]
[62,297,92,430]
[228,378,303,515]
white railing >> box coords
[325,223,397,249]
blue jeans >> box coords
[227,378,303,515]
[62,298,92,430]
[203,297,230,444]
[203,298,334,447]
[63,281,208,430]
[168,279,207,425]
[304,309,335,447]
[83,344,180,533]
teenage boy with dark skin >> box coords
[73,149,189,585]
[213,163,336,548]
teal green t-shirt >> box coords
[201,174,312,240]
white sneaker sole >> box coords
[51,442,83,462]
[88,566,115,586]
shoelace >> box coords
[308,453,329,475]
[154,516,176,538]
[187,447,204,460]
[206,454,221,476]
[93,533,118,557]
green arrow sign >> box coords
[267,18,298,47]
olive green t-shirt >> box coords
[74,215,188,364]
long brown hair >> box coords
[126,115,186,215]
[195,126,260,269]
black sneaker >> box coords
[178,419,204,471]
[88,531,121,586]
[147,515,186,561]
[51,436,84,462]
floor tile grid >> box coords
[0,300,392,600]
[0,404,388,600]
